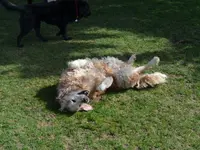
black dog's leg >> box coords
[57,24,72,40]
[17,14,34,47]
[56,30,62,36]
[34,21,48,42]
[35,28,48,42]
[17,33,25,48]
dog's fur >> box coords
[0,0,91,47]
[57,55,168,112]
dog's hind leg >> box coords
[57,24,72,40]
[133,56,160,74]
[34,20,48,42]
[17,15,34,47]
[135,72,167,89]
[17,33,25,47]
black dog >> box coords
[0,0,91,47]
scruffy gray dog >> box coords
[56,55,167,112]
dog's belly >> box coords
[42,16,63,25]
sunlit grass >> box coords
[0,0,200,149]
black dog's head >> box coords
[78,0,91,18]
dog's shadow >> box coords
[35,84,155,115]
[35,85,75,116]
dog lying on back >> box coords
[0,0,91,47]
[56,55,168,112]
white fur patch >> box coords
[68,59,93,69]
[114,66,135,88]
[147,56,160,67]
[153,72,168,83]
[96,77,113,91]
[127,54,136,64]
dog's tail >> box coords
[136,72,167,89]
[1,0,25,12]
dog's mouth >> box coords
[79,95,92,111]
[78,90,93,111]
[79,103,93,111]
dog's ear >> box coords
[96,77,113,91]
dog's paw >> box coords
[153,72,168,84]
[127,54,136,64]
[39,38,48,42]
[154,72,168,79]
[42,39,48,42]
[147,56,160,67]
[18,44,24,48]
[56,32,61,36]
[63,37,72,41]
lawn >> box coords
[0,0,200,149]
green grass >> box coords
[0,0,200,149]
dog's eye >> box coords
[71,99,76,103]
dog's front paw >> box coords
[63,37,72,41]
[18,44,24,48]
[56,32,61,36]
[39,37,48,42]
[42,39,48,42]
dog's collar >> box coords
[74,0,79,22]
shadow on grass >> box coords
[35,84,76,116]
[0,0,199,79]
[90,0,200,40]
[90,0,200,78]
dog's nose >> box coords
[83,97,90,103]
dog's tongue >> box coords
[79,103,93,111]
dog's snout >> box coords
[78,90,89,96]
[83,97,90,103]
[83,90,89,96]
